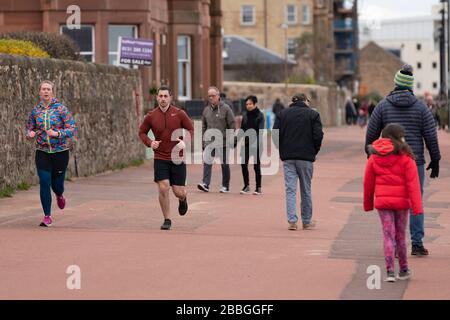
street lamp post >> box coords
[439,1,448,123]
[281,23,288,90]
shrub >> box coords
[0,31,83,61]
[0,185,15,198]
[0,39,50,58]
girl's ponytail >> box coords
[381,123,416,159]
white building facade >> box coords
[360,5,445,97]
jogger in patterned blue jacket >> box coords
[365,64,441,257]
[26,80,77,228]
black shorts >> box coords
[154,159,186,186]
[35,150,69,172]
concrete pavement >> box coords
[0,126,449,299]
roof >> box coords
[361,41,405,65]
[223,35,297,66]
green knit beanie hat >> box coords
[394,64,414,90]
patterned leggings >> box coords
[378,209,409,272]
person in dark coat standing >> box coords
[365,64,441,256]
[238,95,265,195]
[272,98,285,117]
[273,93,324,231]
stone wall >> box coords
[0,54,145,190]
[223,81,345,127]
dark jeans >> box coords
[410,164,425,246]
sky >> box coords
[359,0,442,21]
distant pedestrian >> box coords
[220,92,233,109]
[238,95,265,195]
[273,93,323,231]
[368,100,376,118]
[272,98,285,117]
[365,64,441,256]
[437,100,448,130]
[26,80,77,227]
[139,85,194,230]
[357,100,369,128]
[357,108,367,128]
[345,97,357,125]
[364,124,422,282]
[425,95,439,127]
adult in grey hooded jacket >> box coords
[365,64,441,256]
[198,86,236,193]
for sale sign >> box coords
[119,37,154,66]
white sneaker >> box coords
[219,186,230,193]
[385,272,396,282]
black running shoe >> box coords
[161,219,172,230]
[178,197,188,216]
[197,183,209,192]
[240,186,250,194]
[412,245,429,256]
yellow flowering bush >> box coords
[0,39,50,58]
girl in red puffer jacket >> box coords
[364,123,423,282]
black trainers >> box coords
[240,186,250,194]
[397,269,412,280]
[197,183,209,192]
[178,197,188,216]
[160,219,171,230]
[253,187,262,195]
[412,245,429,256]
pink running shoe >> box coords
[57,195,66,210]
[39,215,53,227]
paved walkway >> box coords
[0,126,449,299]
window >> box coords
[302,5,311,24]
[177,36,192,100]
[285,5,297,24]
[417,82,421,90]
[433,62,437,69]
[417,43,421,51]
[433,82,438,89]
[241,5,255,25]
[287,38,296,59]
[108,25,138,68]
[61,25,95,62]
[417,62,422,69]
[316,0,324,8]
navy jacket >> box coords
[365,90,441,166]
[273,101,323,162]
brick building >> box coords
[359,41,404,97]
[221,0,314,60]
[0,0,223,102]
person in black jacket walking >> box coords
[273,93,324,230]
[238,95,265,195]
[365,64,441,256]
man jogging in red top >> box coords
[139,86,194,230]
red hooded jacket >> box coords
[363,138,423,215]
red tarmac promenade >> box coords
[0,126,449,299]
